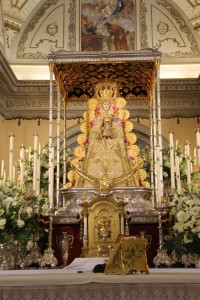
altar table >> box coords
[0,269,200,300]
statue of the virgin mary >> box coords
[66,79,149,189]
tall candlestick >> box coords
[175,140,178,150]
[194,148,197,167]
[3,170,6,185]
[156,145,161,206]
[49,146,54,209]
[196,128,200,167]
[28,146,32,161]
[185,141,191,186]
[12,166,16,181]
[36,156,41,196]
[1,160,4,179]
[20,144,25,185]
[120,212,125,234]
[175,155,181,193]
[9,132,15,180]
[169,129,175,190]
[33,133,38,192]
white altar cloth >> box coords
[0,269,199,300]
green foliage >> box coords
[140,145,198,189]
[164,188,200,258]
[0,180,48,252]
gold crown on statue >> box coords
[94,80,119,101]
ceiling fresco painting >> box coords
[0,0,199,64]
[81,0,136,51]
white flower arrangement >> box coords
[0,180,47,251]
[164,187,200,258]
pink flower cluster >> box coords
[112,105,119,115]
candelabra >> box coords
[39,213,58,268]
[153,197,172,268]
[26,235,42,267]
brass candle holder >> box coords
[153,196,172,268]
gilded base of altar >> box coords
[56,187,156,259]
[59,186,154,219]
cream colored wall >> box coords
[0,115,77,176]
[0,115,198,176]
[138,117,199,152]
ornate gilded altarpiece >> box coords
[49,50,162,258]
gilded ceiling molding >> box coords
[67,0,76,51]
[187,0,200,8]
[10,0,29,11]
[17,0,59,59]
[140,0,148,49]
[156,0,200,56]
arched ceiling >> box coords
[0,0,200,81]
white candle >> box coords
[33,133,38,192]
[49,145,54,209]
[196,128,200,146]
[83,213,88,236]
[120,212,125,234]
[38,143,41,155]
[185,141,191,186]
[169,129,175,189]
[28,146,32,161]
[196,128,200,167]
[169,129,174,147]
[175,155,181,193]
[20,144,25,185]
[175,140,178,150]
[12,166,16,181]
[9,132,14,180]
[194,148,197,167]
[36,156,41,196]
[3,170,6,185]
[156,145,161,206]
[1,160,4,179]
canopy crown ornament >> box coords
[94,79,119,101]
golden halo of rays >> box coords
[67,169,79,182]
[88,111,95,121]
[125,120,133,133]
[77,133,87,145]
[118,109,130,121]
[136,169,148,181]
[87,98,98,110]
[115,97,126,109]
[141,181,150,188]
[80,122,88,134]
[70,157,82,169]
[74,146,85,158]
[129,145,140,157]
[83,111,89,121]
[126,133,137,145]
[130,156,144,169]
